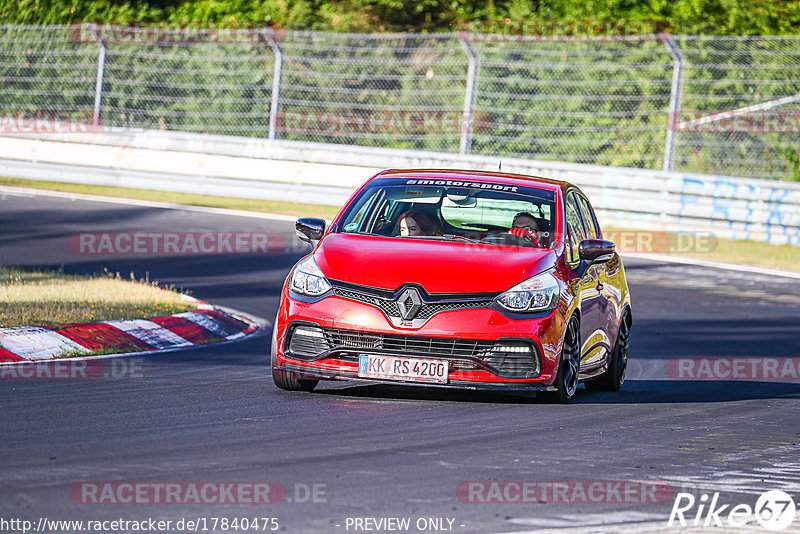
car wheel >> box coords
[586,312,630,392]
[271,312,318,392]
[549,316,581,402]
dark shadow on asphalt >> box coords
[573,379,800,404]
[314,383,543,404]
[621,259,682,271]
[631,317,800,358]
[136,332,270,368]
[310,379,800,404]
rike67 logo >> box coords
[669,490,796,531]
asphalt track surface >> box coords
[1,189,799,534]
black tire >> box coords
[548,316,581,402]
[270,313,318,392]
[586,312,630,392]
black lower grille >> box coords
[287,326,329,359]
[483,350,540,378]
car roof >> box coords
[372,168,576,194]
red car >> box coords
[271,169,632,401]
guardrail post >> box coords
[661,34,685,172]
[263,28,284,142]
[89,24,107,127]
[457,33,479,155]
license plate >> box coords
[358,354,448,384]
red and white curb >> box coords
[0,301,260,363]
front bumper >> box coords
[274,291,565,389]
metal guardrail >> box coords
[1,26,799,180]
[0,157,355,206]
[1,128,798,245]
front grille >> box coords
[331,282,494,322]
[334,288,400,317]
[335,330,382,349]
[415,300,494,319]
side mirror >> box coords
[296,218,326,243]
[579,239,615,263]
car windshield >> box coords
[336,177,558,248]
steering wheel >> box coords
[508,227,540,247]
[480,230,540,247]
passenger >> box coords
[398,210,442,237]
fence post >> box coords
[662,34,685,172]
[263,28,284,142]
[457,33,479,155]
[89,24,107,127]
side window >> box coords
[341,190,384,233]
[564,193,586,265]
[369,199,394,234]
[576,195,600,240]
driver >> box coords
[507,212,541,246]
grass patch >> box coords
[0,267,196,328]
[0,176,341,220]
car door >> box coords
[574,193,614,368]
[564,191,605,371]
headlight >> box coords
[496,270,559,312]
[289,256,331,296]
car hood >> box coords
[314,233,557,294]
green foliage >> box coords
[783,147,800,181]
[2,0,798,180]
[1,0,798,35]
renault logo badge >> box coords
[396,287,423,321]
